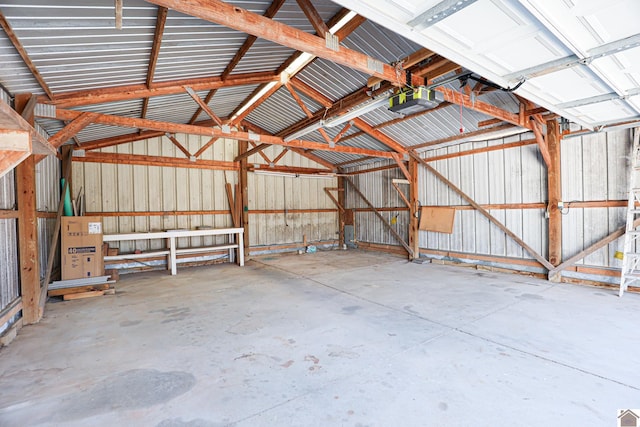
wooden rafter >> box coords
[141,6,168,120]
[272,148,289,165]
[44,112,97,155]
[390,153,410,181]
[333,122,352,143]
[146,0,406,86]
[296,0,329,35]
[184,86,223,126]
[188,0,286,124]
[41,72,277,108]
[48,108,393,159]
[75,151,237,170]
[235,143,269,162]
[352,118,405,154]
[0,11,54,99]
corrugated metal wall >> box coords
[36,154,61,280]
[73,136,338,252]
[0,170,18,314]
[241,144,338,247]
[346,127,632,278]
[418,132,548,261]
[345,165,409,246]
[561,128,630,269]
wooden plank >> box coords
[351,118,406,154]
[419,207,456,233]
[0,12,53,99]
[148,0,404,86]
[323,187,344,213]
[271,148,288,165]
[44,72,277,108]
[0,209,19,219]
[48,284,111,297]
[547,119,562,280]
[88,210,229,216]
[229,82,283,125]
[392,182,411,209]
[63,290,105,301]
[367,47,434,87]
[531,118,551,167]
[412,123,517,149]
[0,298,22,327]
[239,140,250,254]
[550,218,640,276]
[410,151,554,271]
[344,177,413,257]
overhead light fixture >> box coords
[323,95,390,127]
[253,170,336,179]
[230,81,277,121]
[283,121,324,142]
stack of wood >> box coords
[48,276,116,301]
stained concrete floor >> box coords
[1,250,639,426]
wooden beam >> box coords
[235,143,269,162]
[74,151,238,171]
[222,0,285,81]
[344,177,413,257]
[16,155,39,324]
[337,177,346,247]
[146,6,168,88]
[550,218,640,277]
[324,187,345,213]
[141,6,168,119]
[547,119,562,280]
[43,72,277,108]
[80,130,165,151]
[391,153,410,181]
[239,140,250,255]
[184,86,223,126]
[424,138,537,162]
[333,122,352,144]
[193,137,220,158]
[47,112,98,150]
[367,47,435,87]
[392,181,411,209]
[272,148,289,165]
[531,118,551,167]
[52,107,395,158]
[248,165,332,175]
[408,157,419,259]
[0,11,54,99]
[410,151,554,271]
[285,82,313,117]
[434,87,530,130]
[352,118,406,154]
[20,94,38,123]
[188,89,216,124]
[296,0,330,35]
[249,141,272,164]
[147,0,405,86]
[164,133,192,158]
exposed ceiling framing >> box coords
[1,0,634,174]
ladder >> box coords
[620,128,640,296]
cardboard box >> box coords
[61,216,104,280]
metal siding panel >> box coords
[0,219,19,312]
[0,169,15,210]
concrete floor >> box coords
[0,250,639,426]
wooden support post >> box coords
[338,177,346,248]
[239,140,250,257]
[14,93,40,324]
[547,119,562,281]
[409,157,419,260]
